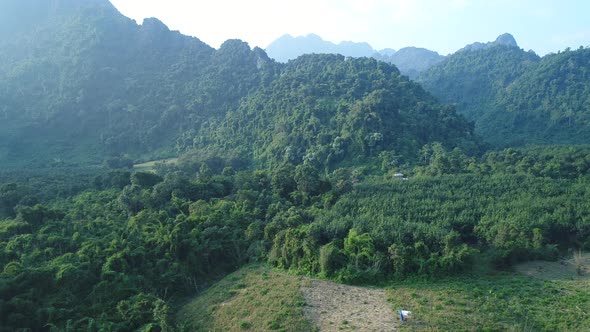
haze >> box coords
[110,0,590,55]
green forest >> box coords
[419,44,590,147]
[2,145,590,330]
[1,0,590,331]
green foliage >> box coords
[2,2,590,331]
[486,47,590,146]
[419,45,590,147]
[419,45,539,122]
[2,144,590,329]
[197,54,478,170]
[0,1,278,168]
[388,273,590,331]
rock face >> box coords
[459,33,519,52]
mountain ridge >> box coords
[418,38,590,146]
[0,0,477,168]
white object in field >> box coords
[398,310,412,321]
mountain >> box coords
[458,33,519,52]
[265,33,375,62]
[196,54,478,169]
[265,34,444,78]
[374,47,445,79]
[480,47,590,146]
[3,4,590,331]
[0,0,478,169]
[0,0,278,167]
[418,40,539,122]
[418,33,590,146]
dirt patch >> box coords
[301,279,397,331]
[515,252,590,280]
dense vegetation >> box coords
[0,0,278,168]
[193,54,478,170]
[2,1,590,331]
[418,44,540,123]
[2,146,590,330]
[419,42,590,147]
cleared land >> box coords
[178,256,590,331]
[386,254,590,331]
[177,265,315,331]
[301,279,397,331]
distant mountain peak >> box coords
[266,33,445,77]
[141,17,170,32]
[265,33,375,62]
[495,33,518,47]
[459,33,519,52]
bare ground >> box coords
[300,279,397,332]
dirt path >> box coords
[300,279,397,331]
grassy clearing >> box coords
[386,269,590,331]
[176,265,315,332]
[133,158,178,172]
[516,252,590,280]
[177,258,590,331]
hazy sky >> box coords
[109,0,590,55]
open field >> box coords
[387,255,590,331]
[177,265,316,331]
[515,252,590,280]
[301,279,397,331]
[180,259,590,332]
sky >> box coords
[109,0,590,55]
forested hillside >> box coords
[192,54,478,170]
[484,47,590,146]
[2,1,590,331]
[0,0,478,169]
[418,43,540,122]
[0,0,278,167]
[419,36,590,147]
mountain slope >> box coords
[197,54,478,169]
[418,43,540,122]
[481,47,590,145]
[0,0,277,167]
[459,32,519,52]
[419,33,590,146]
[0,1,480,170]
